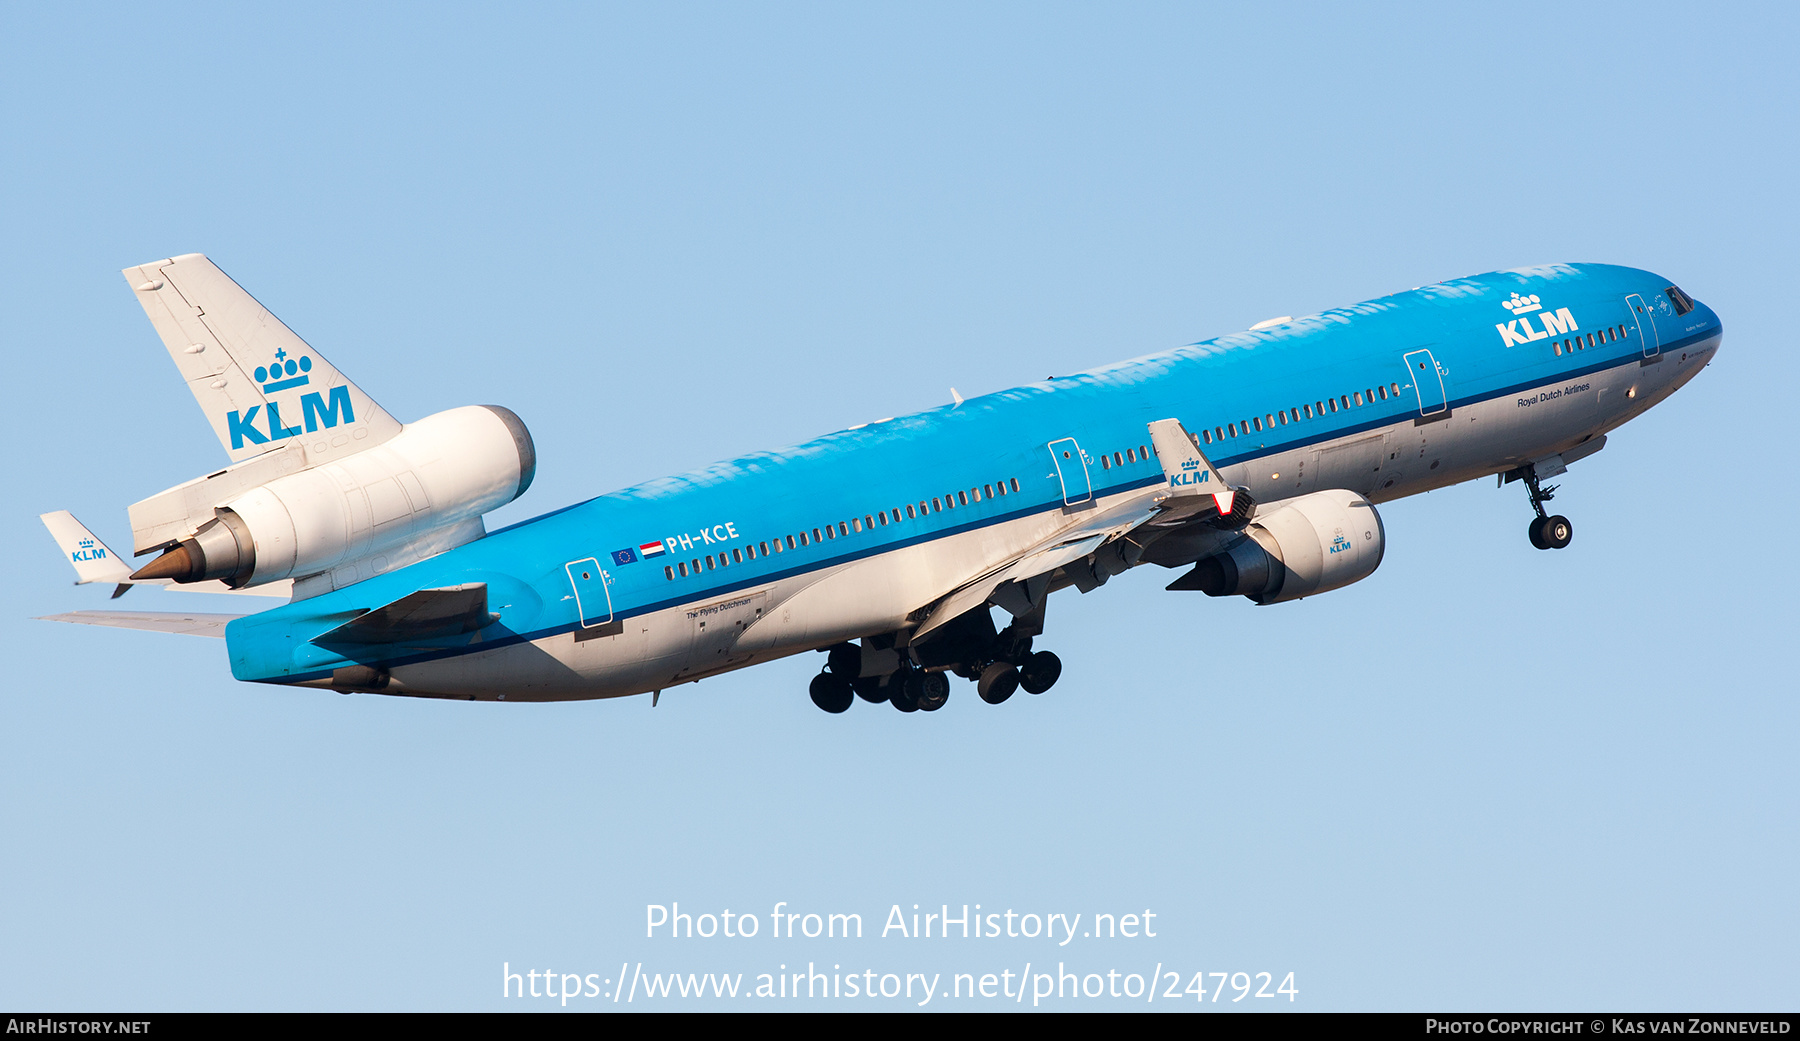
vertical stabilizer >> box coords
[122,254,402,463]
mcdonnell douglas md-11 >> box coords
[39,254,1720,711]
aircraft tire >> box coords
[1019,651,1062,694]
[914,671,950,712]
[809,673,854,714]
[890,674,921,713]
[852,675,888,703]
[1544,515,1573,549]
[1528,517,1549,549]
[977,663,1019,705]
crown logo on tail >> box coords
[255,347,313,393]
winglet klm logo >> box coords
[72,537,106,563]
[1168,457,1211,489]
[1496,292,1578,348]
[226,349,355,450]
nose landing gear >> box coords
[1514,463,1573,551]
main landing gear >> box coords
[1514,463,1573,551]
[807,635,1063,714]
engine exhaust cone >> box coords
[130,543,199,582]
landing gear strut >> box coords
[1517,464,1573,551]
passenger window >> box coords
[1100,455,1111,470]
[799,531,809,546]
[955,491,966,506]
[1303,404,1313,419]
[851,518,862,533]
[1009,478,1020,493]
[1227,423,1237,437]
[1328,399,1338,413]
[985,484,994,498]
[905,504,916,519]
[824,525,835,540]
[760,541,769,556]
[932,498,941,512]
[679,561,688,577]
[1278,411,1287,425]
[1554,342,1563,356]
[994,482,1006,497]
[784,535,794,550]
[1139,445,1147,457]
[1201,428,1212,443]
[1214,427,1225,441]
[705,555,715,570]
[1353,392,1363,406]
[839,521,849,536]
[665,565,674,580]
[1250,417,1260,432]
[732,548,743,563]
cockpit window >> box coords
[1665,286,1696,316]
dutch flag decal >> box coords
[639,541,667,558]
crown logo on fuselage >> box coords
[254,348,313,393]
[1501,292,1542,315]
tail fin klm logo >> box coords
[226,349,356,449]
[72,537,106,563]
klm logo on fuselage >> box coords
[225,350,355,449]
[1496,291,1579,348]
[71,537,106,563]
[1167,457,1211,489]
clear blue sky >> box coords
[4,2,1795,1011]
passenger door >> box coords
[1626,293,1660,358]
[1047,438,1092,505]
[1402,348,1448,418]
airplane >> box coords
[38,254,1721,712]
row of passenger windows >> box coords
[1197,382,1407,445]
[1096,444,1151,470]
[1553,323,1629,357]
[664,477,1026,580]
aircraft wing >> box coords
[36,611,241,637]
[311,583,496,646]
[911,418,1241,641]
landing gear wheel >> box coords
[1527,517,1548,550]
[1019,651,1062,695]
[808,672,854,714]
[889,672,921,713]
[1541,514,1573,550]
[852,676,888,704]
[912,671,950,712]
[977,663,1019,705]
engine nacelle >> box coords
[134,405,534,588]
[1177,489,1384,604]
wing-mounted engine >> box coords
[1167,489,1384,604]
[129,405,535,594]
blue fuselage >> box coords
[228,262,1722,698]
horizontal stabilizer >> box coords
[40,511,132,586]
[311,583,494,646]
[1147,418,1239,516]
[122,254,401,463]
[37,611,240,638]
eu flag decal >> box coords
[610,548,637,566]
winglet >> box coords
[40,511,133,588]
[1146,419,1238,516]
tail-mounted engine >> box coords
[129,405,534,590]
[1168,489,1384,604]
